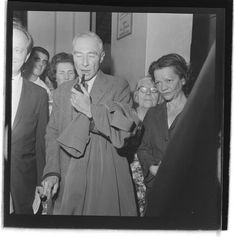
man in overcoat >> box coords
[42,32,138,215]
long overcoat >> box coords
[43,70,137,216]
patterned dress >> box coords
[130,154,146,216]
[125,120,146,216]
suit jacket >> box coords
[11,78,49,214]
[137,102,180,189]
[43,70,137,215]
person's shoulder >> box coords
[38,77,50,90]
[154,102,166,111]
[24,78,47,96]
[100,71,129,88]
[145,103,165,120]
[58,79,75,89]
[144,107,155,122]
[148,105,158,114]
[53,79,75,95]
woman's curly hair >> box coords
[148,53,191,95]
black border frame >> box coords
[4,0,232,230]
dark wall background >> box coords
[95,12,112,75]
[13,11,27,28]
[189,14,216,94]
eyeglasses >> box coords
[138,86,158,94]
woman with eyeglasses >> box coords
[137,53,190,213]
[128,76,162,216]
[133,76,162,121]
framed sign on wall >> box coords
[117,13,132,39]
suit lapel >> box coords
[90,71,110,104]
[12,79,28,131]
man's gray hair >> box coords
[72,31,104,53]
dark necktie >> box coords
[83,82,88,92]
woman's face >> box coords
[56,62,76,86]
[135,78,159,109]
[154,66,185,102]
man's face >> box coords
[30,51,48,77]
[12,29,29,76]
[72,37,105,81]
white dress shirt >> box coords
[85,75,96,94]
[12,73,23,127]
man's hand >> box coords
[149,165,160,176]
[71,86,92,118]
[41,176,59,200]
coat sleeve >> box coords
[137,110,159,180]
[42,90,61,180]
[90,78,137,149]
[35,90,49,185]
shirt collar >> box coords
[86,75,97,87]
[12,73,21,81]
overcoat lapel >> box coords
[90,71,110,104]
[12,79,28,131]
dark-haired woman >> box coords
[137,53,190,212]
[46,52,77,89]
[44,52,77,113]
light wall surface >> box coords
[28,11,55,59]
[28,11,193,92]
[145,13,193,73]
[111,12,193,91]
[111,13,148,91]
[27,11,90,60]
[55,12,74,54]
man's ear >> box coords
[99,51,105,64]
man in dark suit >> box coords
[10,22,49,214]
[41,32,138,215]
